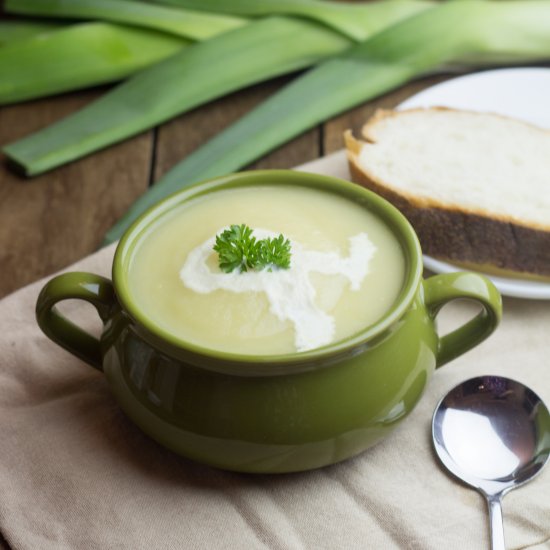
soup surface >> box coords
[128,185,405,355]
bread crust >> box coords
[345,124,550,278]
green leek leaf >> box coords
[4,0,247,41]
[1,0,432,173]
[151,0,433,41]
[0,23,188,105]
[0,20,64,45]
[103,0,550,244]
[3,16,351,175]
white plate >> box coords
[397,67,550,300]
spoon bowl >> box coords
[432,375,550,550]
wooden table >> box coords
[0,72,450,299]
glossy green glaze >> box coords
[35,271,116,370]
[35,170,502,473]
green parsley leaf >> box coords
[213,224,258,273]
[256,234,291,271]
[213,224,291,273]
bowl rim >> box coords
[113,170,423,374]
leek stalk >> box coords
[103,0,550,244]
[3,17,352,176]
[0,20,64,45]
[152,0,433,41]
[2,0,431,174]
[0,23,188,105]
[4,0,247,41]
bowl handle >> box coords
[36,272,116,371]
[423,272,502,368]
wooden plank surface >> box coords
[154,75,321,181]
[0,90,152,297]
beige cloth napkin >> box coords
[1,152,550,550]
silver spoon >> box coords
[432,375,550,550]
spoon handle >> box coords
[486,495,505,550]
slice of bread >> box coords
[345,107,550,279]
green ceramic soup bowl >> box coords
[36,170,502,473]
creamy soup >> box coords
[128,185,405,355]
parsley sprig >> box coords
[213,224,291,273]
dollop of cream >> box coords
[179,229,376,352]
